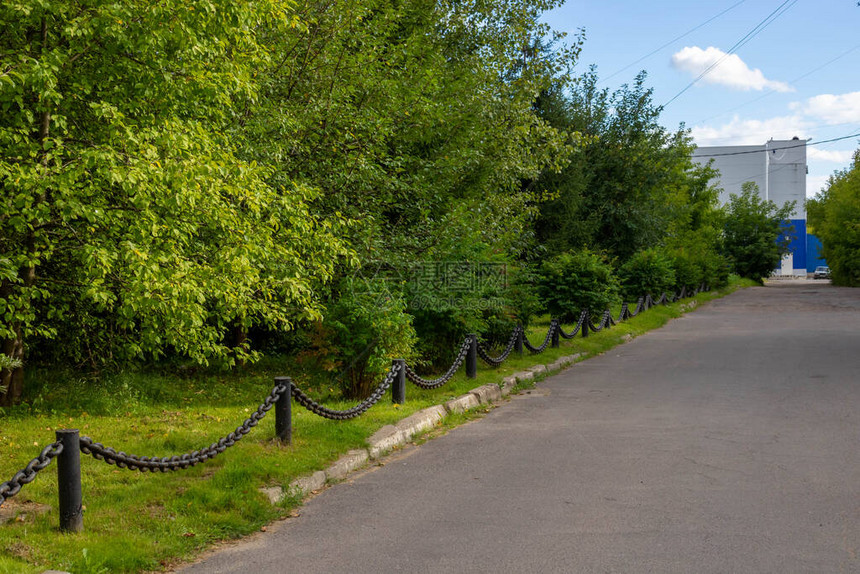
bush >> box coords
[301,278,417,399]
[617,249,676,301]
[669,251,704,292]
[536,250,620,321]
[723,182,795,283]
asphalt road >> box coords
[179,281,860,573]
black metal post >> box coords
[515,326,523,355]
[551,320,559,348]
[582,311,589,338]
[392,359,406,404]
[466,334,477,379]
[604,310,611,329]
[274,376,292,445]
[56,429,83,533]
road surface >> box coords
[179,281,860,573]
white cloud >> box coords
[807,175,830,198]
[691,115,810,146]
[802,91,860,125]
[807,148,855,163]
[671,46,793,93]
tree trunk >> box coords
[0,328,24,407]
[1,17,52,407]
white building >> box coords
[692,138,808,276]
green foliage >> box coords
[306,278,417,399]
[722,182,795,283]
[536,250,620,321]
[807,150,860,286]
[0,1,350,405]
[617,249,676,300]
[535,69,715,261]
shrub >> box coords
[617,249,676,301]
[536,250,620,321]
[303,278,417,399]
[669,251,705,292]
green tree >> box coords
[535,69,711,261]
[807,149,860,286]
[0,1,349,405]
[722,182,795,283]
[240,0,577,366]
[535,249,620,321]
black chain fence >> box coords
[476,327,521,367]
[406,338,471,389]
[291,363,400,420]
[78,382,288,472]
[0,442,64,506]
[1,282,709,531]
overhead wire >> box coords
[695,43,860,125]
[692,131,860,158]
[601,0,748,84]
[663,0,799,108]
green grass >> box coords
[0,278,754,573]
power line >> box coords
[602,0,747,84]
[695,43,860,125]
[693,132,860,158]
[663,0,798,108]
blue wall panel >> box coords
[785,219,806,270]
[807,234,827,272]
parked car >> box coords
[813,266,831,279]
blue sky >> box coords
[541,0,860,198]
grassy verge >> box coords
[0,277,754,573]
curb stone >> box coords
[288,471,326,498]
[469,384,502,405]
[325,449,370,482]
[367,425,406,459]
[527,364,547,376]
[444,393,480,414]
[514,371,534,383]
[395,406,447,441]
[500,376,517,396]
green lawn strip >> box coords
[0,277,753,573]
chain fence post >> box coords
[515,325,523,355]
[466,334,477,379]
[582,311,589,338]
[392,359,406,404]
[275,377,292,445]
[550,320,559,348]
[56,429,83,533]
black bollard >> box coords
[582,311,589,338]
[466,334,477,379]
[56,429,83,533]
[551,320,559,348]
[392,359,406,404]
[515,326,523,355]
[274,377,292,445]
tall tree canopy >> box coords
[534,69,718,261]
[808,149,860,286]
[0,1,349,404]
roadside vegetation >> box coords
[808,149,860,285]
[2,0,783,570]
[0,279,753,573]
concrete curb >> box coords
[264,351,587,507]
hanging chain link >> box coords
[476,327,521,366]
[405,338,471,389]
[0,441,64,506]
[558,310,587,339]
[79,383,287,472]
[523,322,556,353]
[291,363,401,420]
